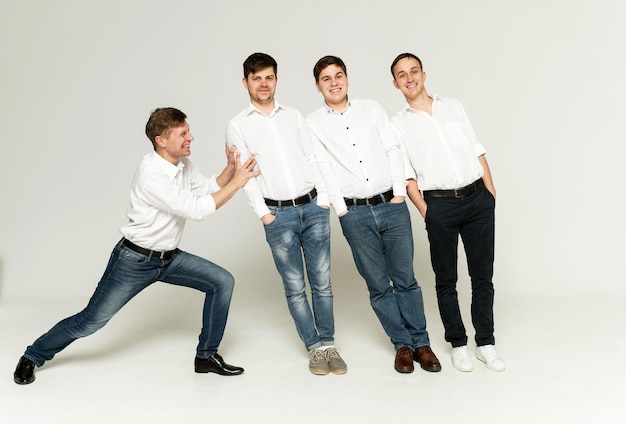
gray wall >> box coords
[1,0,624,302]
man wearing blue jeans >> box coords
[226,53,346,375]
[390,53,505,372]
[13,107,258,385]
[306,55,441,374]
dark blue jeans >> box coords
[24,241,235,366]
[425,186,496,347]
[339,201,430,350]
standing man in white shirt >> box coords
[13,107,259,385]
[390,53,505,372]
[306,55,441,374]
[226,52,347,376]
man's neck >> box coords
[326,97,348,113]
[408,93,433,115]
[251,99,275,116]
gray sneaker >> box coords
[309,349,330,375]
[325,347,347,375]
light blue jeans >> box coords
[264,201,334,350]
[24,241,235,366]
[339,201,430,350]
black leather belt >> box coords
[423,179,484,199]
[344,189,394,206]
[121,238,176,260]
[265,188,316,207]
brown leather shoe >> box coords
[394,346,415,373]
[413,345,442,372]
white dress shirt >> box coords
[306,99,407,215]
[226,101,328,219]
[391,94,486,191]
[120,151,220,251]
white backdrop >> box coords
[1,0,624,304]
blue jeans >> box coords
[424,186,496,347]
[24,241,235,366]
[339,201,430,350]
[264,202,334,350]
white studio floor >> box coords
[1,272,623,424]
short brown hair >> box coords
[313,55,347,82]
[243,53,278,78]
[145,107,187,147]
[390,53,423,78]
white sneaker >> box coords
[451,345,474,372]
[476,345,506,372]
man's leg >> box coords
[160,250,235,359]
[263,206,321,351]
[425,197,467,347]
[301,203,334,345]
[460,187,496,347]
[378,202,430,348]
[339,205,413,350]
[24,243,157,367]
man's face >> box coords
[316,64,349,108]
[243,67,277,106]
[156,122,194,164]
[392,57,427,101]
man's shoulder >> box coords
[227,107,251,123]
[436,94,463,107]
[305,106,327,122]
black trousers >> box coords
[424,186,496,347]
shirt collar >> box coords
[402,93,441,114]
[245,100,283,117]
[324,97,351,114]
[151,151,184,179]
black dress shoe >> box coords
[14,356,36,385]
[194,353,244,376]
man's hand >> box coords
[261,213,275,225]
[225,144,236,168]
[231,153,259,189]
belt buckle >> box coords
[454,188,460,198]
[159,251,166,259]
[291,198,297,207]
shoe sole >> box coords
[309,368,330,375]
[195,368,244,375]
[476,356,505,372]
[420,365,442,372]
[330,368,347,375]
[452,363,474,372]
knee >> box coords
[222,272,235,293]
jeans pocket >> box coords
[119,248,148,264]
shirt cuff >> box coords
[315,191,330,208]
[392,181,408,198]
[331,198,348,216]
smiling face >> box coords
[392,56,427,102]
[155,122,194,164]
[315,64,349,110]
[243,66,277,110]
